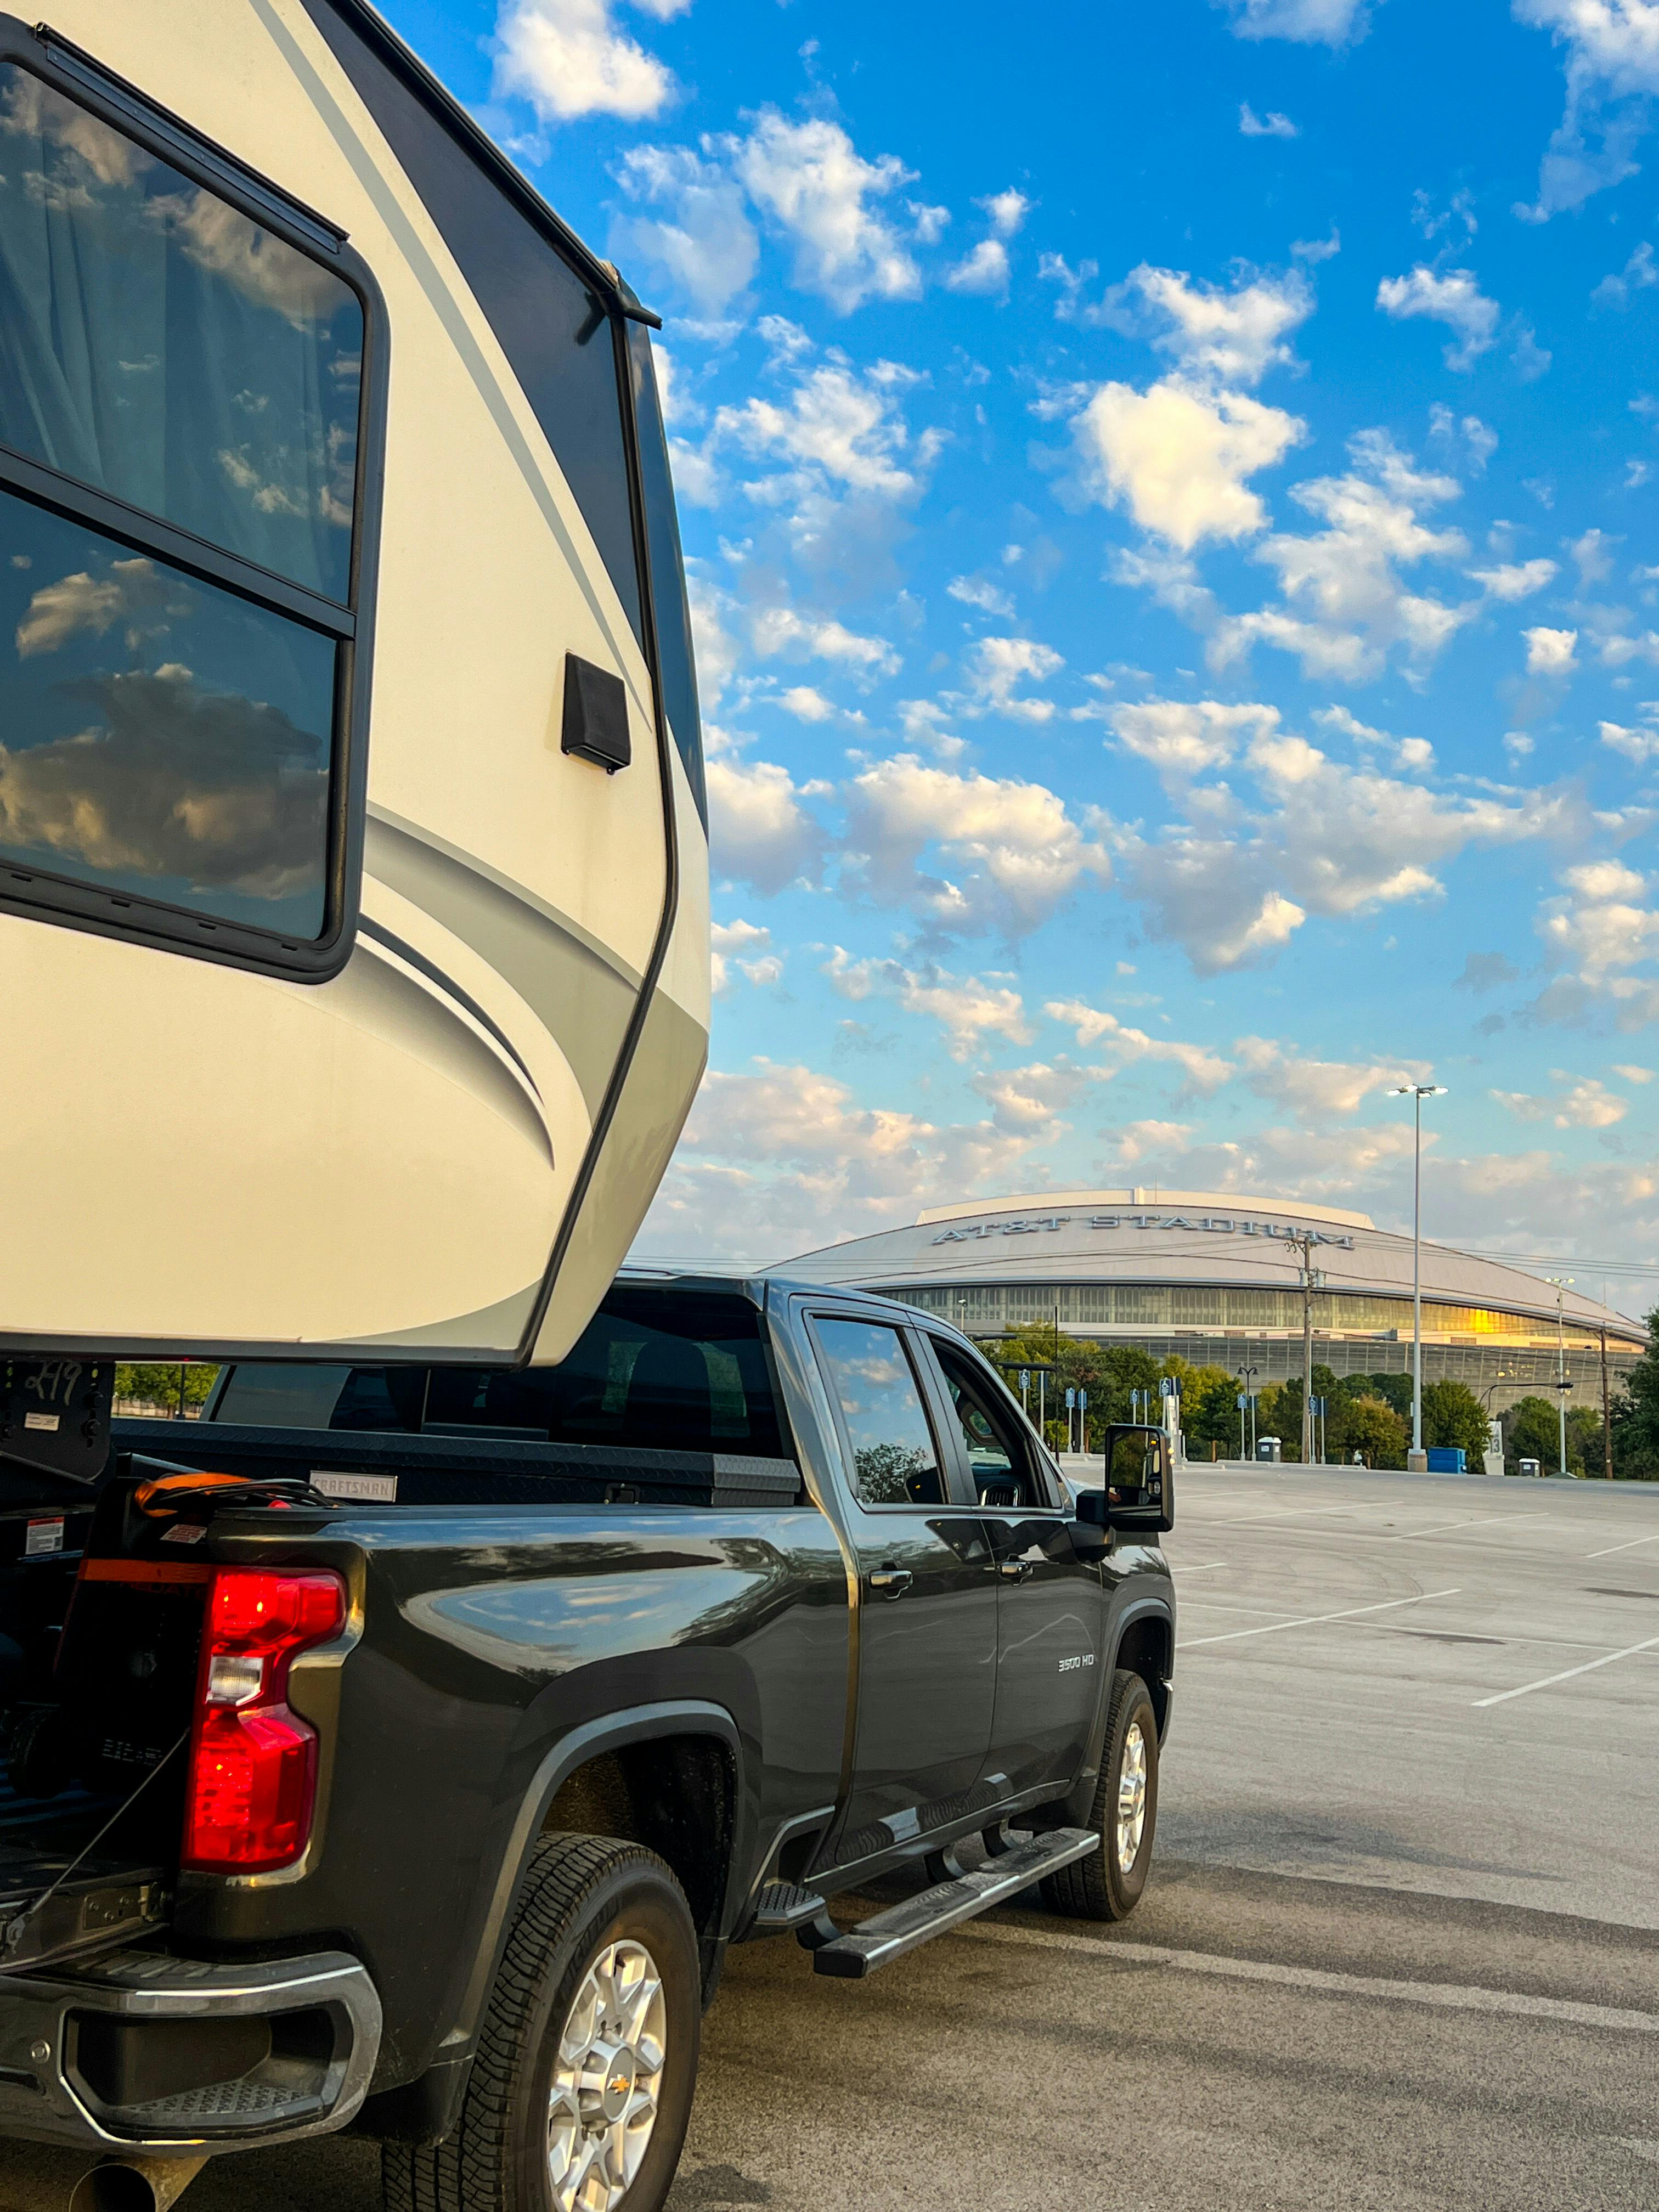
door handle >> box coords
[997,1558,1034,1581]
[868,1568,913,1598]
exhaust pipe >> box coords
[67,2159,206,2212]
[0,2146,207,2212]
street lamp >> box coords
[1235,1364,1259,1459]
[1389,1082,1448,1465]
[1547,1277,1574,1476]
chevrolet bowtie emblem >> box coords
[609,2074,629,2096]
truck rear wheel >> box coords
[382,1833,701,2212]
[1041,1669,1159,1922]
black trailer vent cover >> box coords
[562,655,631,774]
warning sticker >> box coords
[22,1412,60,1434]
[25,1519,64,1556]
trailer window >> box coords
[0,496,334,934]
[0,66,362,601]
[0,54,371,966]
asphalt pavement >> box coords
[14,1463,1659,2212]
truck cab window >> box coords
[814,1319,945,1508]
[932,1343,1054,1510]
[0,58,369,961]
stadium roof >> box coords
[781,1188,1643,1344]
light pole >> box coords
[1236,1364,1259,1459]
[1548,1277,1574,1475]
[1389,1082,1447,1464]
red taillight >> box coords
[183,1567,346,1872]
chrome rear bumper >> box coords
[0,1947,380,2153]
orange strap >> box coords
[134,1471,249,1515]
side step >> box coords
[749,1881,830,1936]
[802,1826,1099,1979]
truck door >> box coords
[807,1313,998,1854]
[922,1336,1102,1802]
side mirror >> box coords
[1101,1424,1174,1533]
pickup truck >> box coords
[0,1274,1175,2212]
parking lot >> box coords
[16,1463,1659,2212]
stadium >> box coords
[781,1189,1646,1415]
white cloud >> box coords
[1128,263,1313,385]
[825,951,1032,1059]
[710,917,780,994]
[715,360,933,502]
[1376,266,1502,371]
[706,755,826,896]
[611,143,757,314]
[1109,696,1280,777]
[1600,715,1659,760]
[1525,623,1578,673]
[637,1059,1047,1259]
[960,635,1064,721]
[842,754,1112,936]
[969,1060,1098,1138]
[1044,998,1235,1092]
[493,0,686,125]
[947,574,1016,618]
[1494,1075,1629,1128]
[1213,432,1474,681]
[724,110,921,311]
[1059,263,1314,554]
[1239,103,1300,136]
[1115,716,1572,972]
[1514,0,1659,218]
[1614,1062,1655,1080]
[777,685,834,721]
[1216,0,1375,41]
[1103,1118,1198,1167]
[1593,237,1658,304]
[1235,1035,1426,1118]
[1071,378,1305,551]
[1470,557,1558,599]
[1533,858,1659,1026]
[945,239,1011,295]
[978,189,1030,238]
[747,600,900,677]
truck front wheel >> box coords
[1041,1668,1159,1921]
[383,1833,701,2212]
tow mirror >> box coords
[1101,1424,1174,1534]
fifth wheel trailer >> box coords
[0,0,709,1376]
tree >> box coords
[1567,1405,1605,1479]
[1420,1380,1492,1465]
[1504,1396,1562,1473]
[115,1362,218,1414]
[1344,1394,1408,1470]
[1355,1371,1414,1423]
[1609,1304,1659,1479]
[1177,1365,1242,1457]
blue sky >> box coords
[381,0,1659,1304]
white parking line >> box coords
[1584,1532,1659,1561]
[1170,1561,1229,1573]
[1177,1587,1461,1650]
[1378,1514,1544,1545]
[1472,1634,1659,1707]
[956,1922,1659,2036]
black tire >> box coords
[1041,1669,1159,1921]
[382,1833,701,2212]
